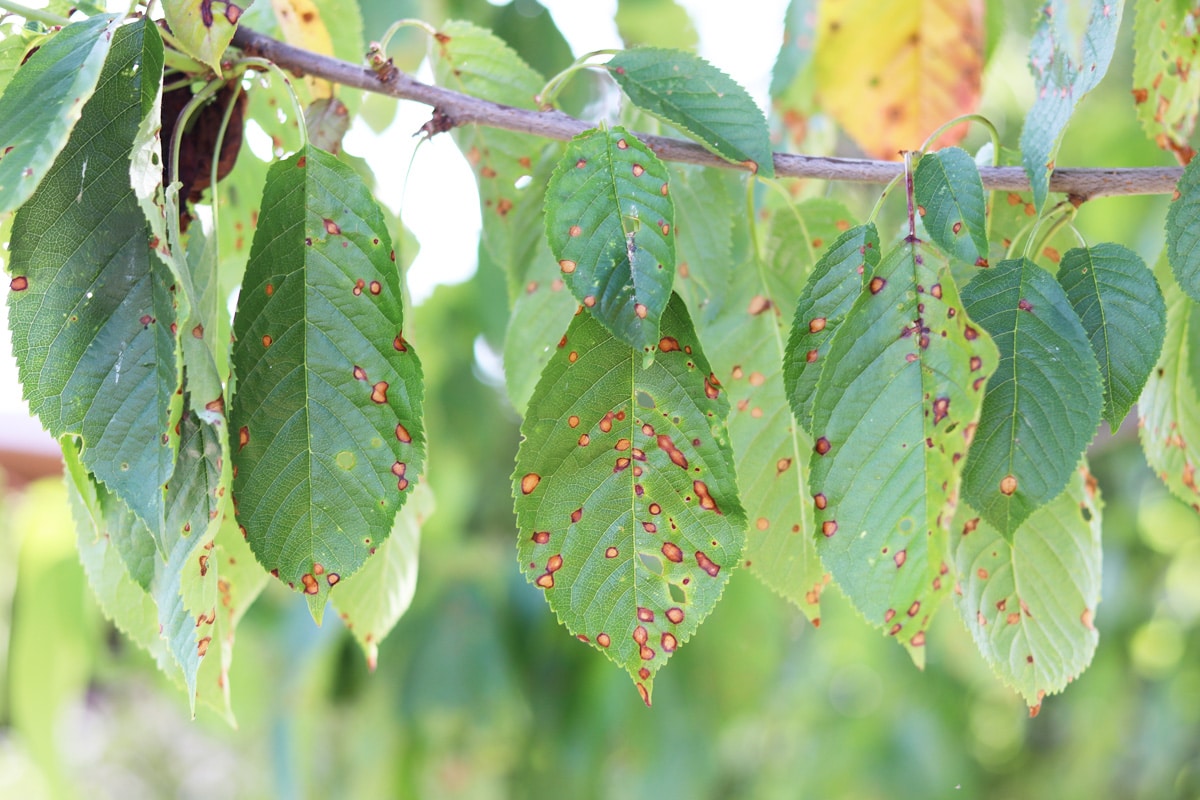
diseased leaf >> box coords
[810,238,997,656]
[0,14,120,218]
[608,48,775,177]
[7,19,178,532]
[1140,253,1200,510]
[667,164,736,317]
[543,127,675,356]
[814,0,983,159]
[914,147,988,267]
[333,484,432,670]
[163,0,250,75]
[1057,243,1165,431]
[771,0,817,99]
[784,223,880,433]
[514,294,744,704]
[1132,0,1200,162]
[306,96,351,154]
[961,258,1103,536]
[230,144,425,620]
[503,252,576,414]
[270,0,361,102]
[708,200,856,621]
[430,20,545,271]
[0,24,44,99]
[615,0,698,51]
[952,464,1102,712]
[1019,0,1123,211]
[1166,154,1200,303]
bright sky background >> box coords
[0,1,786,443]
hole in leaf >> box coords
[636,391,655,409]
[1081,506,1093,522]
[514,175,532,189]
[669,583,686,603]
[639,553,663,575]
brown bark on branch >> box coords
[229,26,1182,202]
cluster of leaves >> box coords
[1,0,1199,718]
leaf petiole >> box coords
[538,49,621,110]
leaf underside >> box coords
[230,144,425,620]
[514,295,744,705]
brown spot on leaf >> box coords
[637,607,654,623]
[813,493,827,510]
[635,303,648,319]
[869,276,886,294]
[393,333,407,351]
[371,382,389,403]
[661,542,683,562]
[809,317,827,333]
[605,546,618,558]
[533,531,550,544]
[932,397,949,424]
[695,551,720,577]
[814,437,831,455]
[704,373,720,399]
[205,397,224,414]
[1000,474,1018,495]
[579,433,591,446]
[301,574,319,594]
[661,632,677,652]
[806,349,819,363]
[597,633,611,647]
[324,218,341,235]
[570,507,583,523]
[657,434,688,469]
[821,520,837,537]
[1018,298,1034,312]
[238,426,249,450]
[1007,612,1021,625]
[693,480,719,512]
[910,631,926,647]
[977,568,990,579]
[632,163,645,177]
[568,224,582,237]
[894,549,907,568]
[560,259,576,273]
[633,625,648,645]
[535,573,554,589]
[395,423,412,444]
[748,295,771,315]
[666,607,684,624]
[520,473,540,494]
[353,365,368,381]
[659,336,681,352]
[568,415,580,428]
[1081,608,1094,630]
[9,276,28,292]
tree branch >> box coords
[230,26,1182,202]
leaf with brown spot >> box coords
[1132,0,1200,162]
[952,465,1101,709]
[1141,252,1200,509]
[514,294,743,702]
[230,145,425,622]
[961,259,1102,537]
[544,127,675,356]
[913,147,987,267]
[163,0,249,75]
[810,238,998,656]
[814,0,983,159]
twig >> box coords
[229,26,1183,202]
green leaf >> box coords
[614,0,699,50]
[1166,154,1200,303]
[0,24,43,99]
[608,47,775,178]
[914,147,988,267]
[784,223,880,433]
[1132,0,1200,161]
[230,144,425,620]
[1140,253,1200,509]
[163,0,250,74]
[429,20,545,271]
[1019,0,1123,212]
[708,200,857,621]
[668,164,736,316]
[961,258,1103,536]
[332,483,432,670]
[810,238,998,655]
[952,465,1102,711]
[514,294,744,704]
[770,0,817,99]
[543,127,676,356]
[7,19,178,532]
[1057,243,1165,431]
[503,254,576,414]
[0,14,120,218]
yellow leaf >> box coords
[814,0,983,159]
[271,0,335,97]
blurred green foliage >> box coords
[2,0,1200,798]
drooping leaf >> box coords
[0,24,44,99]
[961,258,1103,536]
[429,20,545,272]
[607,48,775,177]
[270,0,361,103]
[814,0,983,159]
[707,200,856,621]
[810,238,997,656]
[502,143,563,297]
[1019,0,1123,211]
[230,144,425,620]
[771,0,818,99]
[783,223,880,433]
[332,483,432,670]
[543,127,675,356]
[952,464,1102,711]
[1140,253,1200,510]
[1132,0,1200,162]
[1166,154,1200,303]
[614,0,699,50]
[306,96,351,154]
[0,14,120,218]
[162,0,250,75]
[914,146,988,267]
[668,164,736,317]
[7,19,178,532]
[503,253,576,414]
[1057,243,1165,431]
[514,294,744,704]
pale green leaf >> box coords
[1057,243,1165,431]
[230,144,425,620]
[0,24,44,99]
[1019,0,1123,211]
[810,239,998,654]
[668,164,735,316]
[771,0,817,98]
[502,252,576,414]
[1140,253,1200,509]
[1166,153,1200,303]
[7,19,178,532]
[783,223,880,433]
[544,127,675,356]
[608,47,775,177]
[952,465,1102,710]
[615,0,698,50]
[961,258,1103,536]
[914,147,988,267]
[514,294,744,704]
[1132,0,1200,161]
[163,0,250,74]
[0,14,120,218]
[332,484,432,670]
